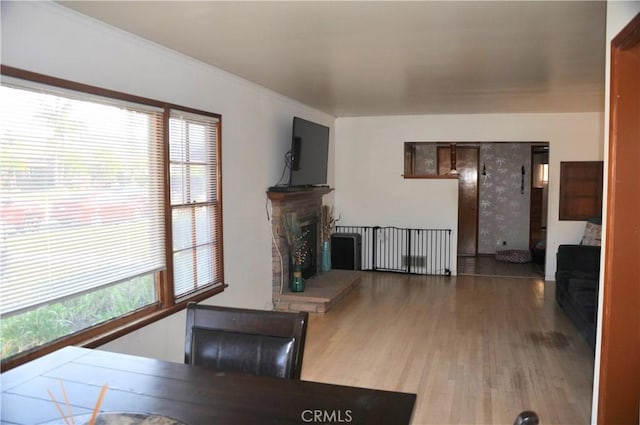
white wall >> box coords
[335,119,459,274]
[335,113,604,280]
[1,1,335,362]
[592,2,640,422]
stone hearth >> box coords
[268,187,362,313]
[276,269,360,313]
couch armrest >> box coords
[556,245,601,277]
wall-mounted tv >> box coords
[289,117,330,187]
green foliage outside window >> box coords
[0,275,155,359]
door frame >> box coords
[597,12,640,424]
[529,145,549,272]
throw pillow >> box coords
[581,221,602,246]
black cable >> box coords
[272,151,292,187]
[266,150,294,221]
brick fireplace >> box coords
[267,187,332,306]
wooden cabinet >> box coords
[559,161,603,220]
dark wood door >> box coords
[438,146,478,256]
[598,12,640,425]
[529,187,544,249]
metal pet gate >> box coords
[334,226,452,276]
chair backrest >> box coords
[184,303,308,379]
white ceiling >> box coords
[59,1,607,117]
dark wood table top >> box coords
[1,347,416,425]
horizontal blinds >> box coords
[0,82,165,315]
[169,110,222,297]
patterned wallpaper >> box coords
[478,143,531,254]
[414,144,438,175]
[410,142,532,254]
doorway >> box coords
[530,146,549,270]
[404,141,547,277]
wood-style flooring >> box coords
[301,272,594,425]
[457,255,545,279]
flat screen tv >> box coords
[289,117,329,187]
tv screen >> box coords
[289,117,329,187]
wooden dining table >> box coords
[1,346,416,424]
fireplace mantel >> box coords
[267,186,333,201]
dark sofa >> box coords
[555,244,601,350]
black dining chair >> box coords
[184,303,309,379]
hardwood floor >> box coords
[301,272,594,425]
[457,255,545,279]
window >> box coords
[0,67,224,368]
[169,110,222,298]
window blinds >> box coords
[169,110,222,298]
[0,81,165,315]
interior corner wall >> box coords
[0,1,335,362]
[335,113,603,281]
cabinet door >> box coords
[559,161,603,220]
